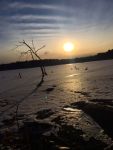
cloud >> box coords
[8,2,68,12]
[0,0,113,51]
[10,14,70,22]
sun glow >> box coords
[63,42,74,52]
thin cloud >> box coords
[10,15,70,22]
[8,2,68,12]
[12,23,60,28]
[15,26,59,31]
[21,31,60,35]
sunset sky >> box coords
[0,0,113,63]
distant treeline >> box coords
[0,49,113,71]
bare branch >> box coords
[30,51,35,60]
[35,45,46,53]
[32,40,35,51]
[10,43,24,51]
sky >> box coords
[0,0,113,63]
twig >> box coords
[35,45,46,53]
[32,40,35,51]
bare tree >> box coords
[13,40,47,128]
[17,40,47,80]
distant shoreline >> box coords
[0,49,113,71]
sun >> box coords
[63,42,74,52]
